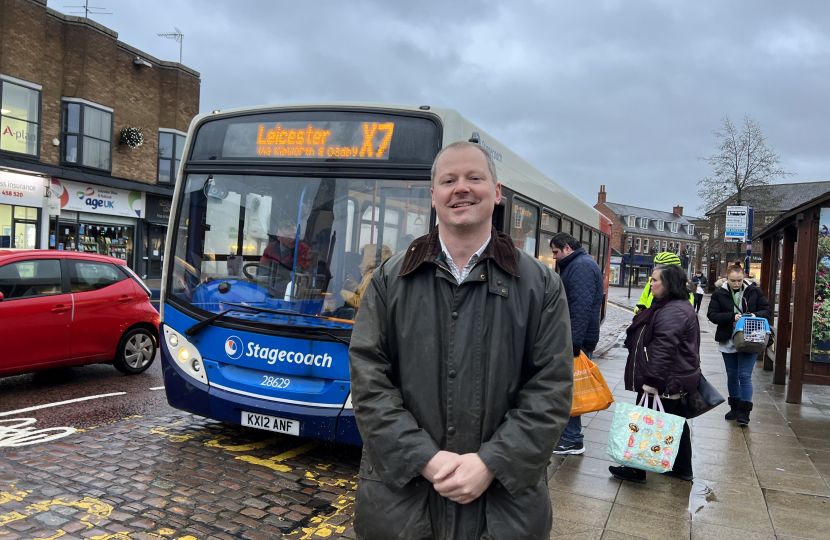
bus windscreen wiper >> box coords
[185,302,351,345]
[184,306,259,337]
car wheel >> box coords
[114,328,156,374]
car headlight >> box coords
[162,325,208,385]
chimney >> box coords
[598,185,607,204]
[673,205,683,215]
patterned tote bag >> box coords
[607,393,684,473]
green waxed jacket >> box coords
[348,226,574,540]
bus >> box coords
[160,103,611,446]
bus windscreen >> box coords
[190,111,440,165]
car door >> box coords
[0,257,71,374]
[68,259,139,361]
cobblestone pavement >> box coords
[0,414,361,539]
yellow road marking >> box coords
[609,302,636,314]
[235,441,319,472]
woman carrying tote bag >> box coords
[610,264,701,484]
[707,263,773,426]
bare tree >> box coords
[697,115,793,213]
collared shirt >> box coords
[438,234,491,283]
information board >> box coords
[725,206,748,242]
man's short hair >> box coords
[549,232,581,251]
[430,141,498,186]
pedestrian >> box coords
[635,251,693,312]
[692,271,707,313]
[549,231,604,456]
[348,141,574,539]
[706,262,772,425]
[610,264,700,484]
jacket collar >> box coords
[399,225,520,277]
[558,247,586,270]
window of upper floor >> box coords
[687,224,695,235]
[158,129,187,184]
[0,76,41,158]
[640,218,649,229]
[643,238,650,253]
[669,222,679,233]
[635,237,641,252]
[655,219,664,231]
[627,216,636,227]
[61,98,113,171]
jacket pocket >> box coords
[483,477,551,539]
[354,475,433,540]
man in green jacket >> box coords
[636,251,693,312]
[349,141,574,539]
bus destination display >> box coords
[223,121,395,160]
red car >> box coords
[0,249,159,378]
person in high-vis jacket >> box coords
[636,252,693,312]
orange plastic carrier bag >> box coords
[570,351,614,416]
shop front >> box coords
[48,178,144,269]
[0,170,45,249]
[141,194,171,280]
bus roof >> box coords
[189,102,602,229]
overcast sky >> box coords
[48,1,828,215]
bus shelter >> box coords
[757,191,830,403]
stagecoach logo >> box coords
[225,336,244,359]
[224,336,335,367]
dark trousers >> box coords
[693,294,703,312]
[631,393,693,478]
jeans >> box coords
[559,349,592,445]
[722,352,756,401]
[693,294,703,312]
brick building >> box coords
[595,185,702,286]
[0,0,200,279]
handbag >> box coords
[607,393,684,473]
[681,374,725,419]
[570,352,615,416]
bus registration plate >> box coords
[241,411,300,436]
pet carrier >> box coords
[732,316,771,354]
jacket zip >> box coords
[631,325,647,388]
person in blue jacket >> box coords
[549,232,604,455]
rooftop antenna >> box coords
[64,0,111,18]
[158,27,184,63]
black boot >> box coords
[736,401,753,426]
[609,466,647,484]
[724,397,741,421]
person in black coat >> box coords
[691,271,707,312]
[610,264,701,484]
[706,263,772,425]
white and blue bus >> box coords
[160,103,611,446]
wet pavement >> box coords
[3,294,830,539]
[551,295,830,540]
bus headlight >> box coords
[162,325,208,385]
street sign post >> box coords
[725,206,748,243]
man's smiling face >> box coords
[431,146,501,233]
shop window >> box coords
[61,100,112,171]
[0,78,40,157]
[158,131,186,183]
[511,200,538,255]
[69,260,126,293]
[0,259,62,299]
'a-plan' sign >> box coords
[725,206,748,242]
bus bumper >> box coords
[161,345,361,444]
